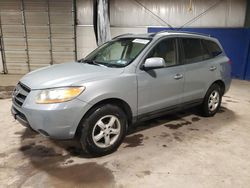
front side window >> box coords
[83,38,150,67]
[147,38,177,67]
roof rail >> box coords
[112,33,133,39]
[154,30,211,37]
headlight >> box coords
[36,86,85,104]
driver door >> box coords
[137,38,185,117]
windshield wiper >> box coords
[81,59,103,66]
[104,63,125,68]
[77,59,84,63]
[78,59,125,68]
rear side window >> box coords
[181,38,204,64]
[202,40,222,58]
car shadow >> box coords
[19,106,236,158]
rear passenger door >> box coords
[180,38,218,104]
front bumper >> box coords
[11,106,30,128]
[11,90,91,139]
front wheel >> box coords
[79,104,127,156]
[201,84,222,117]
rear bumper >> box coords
[11,91,92,139]
[223,76,232,95]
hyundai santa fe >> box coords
[11,31,231,155]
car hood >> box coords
[20,62,124,89]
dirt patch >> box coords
[18,161,115,188]
[218,106,227,113]
[142,170,151,176]
[17,140,115,188]
[20,144,62,157]
[66,146,82,156]
[64,159,74,165]
[0,153,6,158]
[21,128,38,140]
[19,144,34,151]
[123,134,144,148]
[0,86,15,99]
[164,120,192,129]
[160,132,171,138]
[0,86,15,91]
[188,128,199,131]
[225,99,238,103]
[172,132,184,142]
[0,91,13,99]
[15,131,23,135]
[191,117,200,122]
[218,109,225,113]
[136,170,151,178]
[47,162,114,188]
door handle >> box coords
[174,74,183,80]
[210,66,217,71]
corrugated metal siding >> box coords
[77,0,246,27]
[110,0,246,27]
[0,0,76,74]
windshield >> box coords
[82,38,151,67]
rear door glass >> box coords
[182,38,204,64]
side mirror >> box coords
[142,57,166,70]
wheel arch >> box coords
[211,80,226,95]
[75,98,133,137]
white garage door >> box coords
[0,0,76,74]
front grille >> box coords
[12,82,31,107]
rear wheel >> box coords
[201,84,222,117]
[79,104,127,156]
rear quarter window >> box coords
[202,40,222,58]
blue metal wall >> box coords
[148,27,250,80]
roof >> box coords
[154,30,211,38]
[114,30,212,40]
[113,33,153,39]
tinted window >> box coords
[148,38,177,67]
[182,38,204,64]
[202,40,222,58]
[200,41,211,60]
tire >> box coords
[79,104,127,156]
[201,84,222,117]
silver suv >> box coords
[12,31,231,155]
